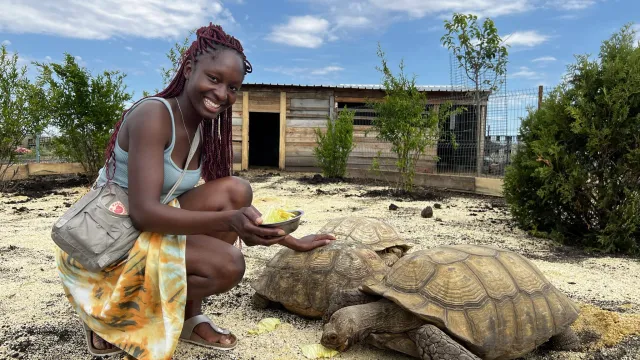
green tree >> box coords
[503,24,640,255]
[143,29,196,97]
[35,54,133,179]
[367,43,444,191]
[313,107,356,178]
[0,45,49,187]
[441,13,509,175]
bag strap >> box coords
[162,125,201,204]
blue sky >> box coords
[0,0,637,101]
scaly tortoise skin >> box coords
[316,217,412,266]
[321,244,581,360]
[250,240,388,319]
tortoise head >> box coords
[320,314,357,352]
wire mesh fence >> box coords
[7,136,70,165]
[338,86,548,178]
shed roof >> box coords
[242,82,489,93]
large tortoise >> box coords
[316,217,412,266]
[321,244,581,360]
[251,240,388,318]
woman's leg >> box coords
[178,176,253,344]
[92,176,252,350]
[182,234,245,345]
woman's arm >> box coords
[124,102,232,235]
[123,101,286,246]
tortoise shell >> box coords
[317,217,411,253]
[251,241,388,318]
[361,244,580,360]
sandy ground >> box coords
[0,170,639,360]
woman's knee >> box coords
[226,176,252,209]
[211,245,246,293]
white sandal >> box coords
[179,315,238,351]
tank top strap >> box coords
[117,96,176,151]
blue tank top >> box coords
[96,97,202,202]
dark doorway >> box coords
[249,112,280,168]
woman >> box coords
[55,23,335,359]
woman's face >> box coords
[184,48,245,119]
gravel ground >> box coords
[0,170,639,360]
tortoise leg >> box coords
[379,251,401,267]
[546,327,580,351]
[410,324,480,360]
[252,293,272,309]
[365,333,420,358]
[322,289,378,324]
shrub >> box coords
[367,44,442,191]
[313,107,356,178]
[504,24,640,254]
[35,54,132,179]
[0,45,48,187]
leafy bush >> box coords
[368,44,460,191]
[504,25,640,254]
[0,45,48,187]
[35,54,132,179]
[313,107,356,178]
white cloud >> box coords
[140,51,150,56]
[0,0,235,40]
[503,31,550,47]
[546,0,596,10]
[267,16,331,48]
[335,16,371,29]
[1,40,10,46]
[511,66,542,79]
[303,0,598,36]
[369,0,533,18]
[125,46,133,51]
[310,66,344,75]
[634,25,640,44]
[532,56,557,62]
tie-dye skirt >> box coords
[55,199,187,360]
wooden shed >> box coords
[231,83,489,174]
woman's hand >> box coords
[282,233,336,252]
[230,206,287,246]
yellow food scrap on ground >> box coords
[300,344,339,359]
[262,208,295,224]
[247,318,282,335]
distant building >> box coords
[232,83,490,174]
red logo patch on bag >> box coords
[108,201,128,215]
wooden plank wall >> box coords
[348,126,437,173]
[232,93,243,167]
[231,87,443,172]
[285,91,331,169]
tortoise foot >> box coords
[547,327,580,351]
[379,251,401,267]
[252,293,271,309]
[410,324,480,360]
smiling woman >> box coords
[53,23,335,360]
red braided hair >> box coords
[104,23,252,182]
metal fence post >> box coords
[538,85,544,110]
[35,133,41,163]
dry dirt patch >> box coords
[0,171,638,360]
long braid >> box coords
[104,23,251,182]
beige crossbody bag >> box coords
[51,126,201,272]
